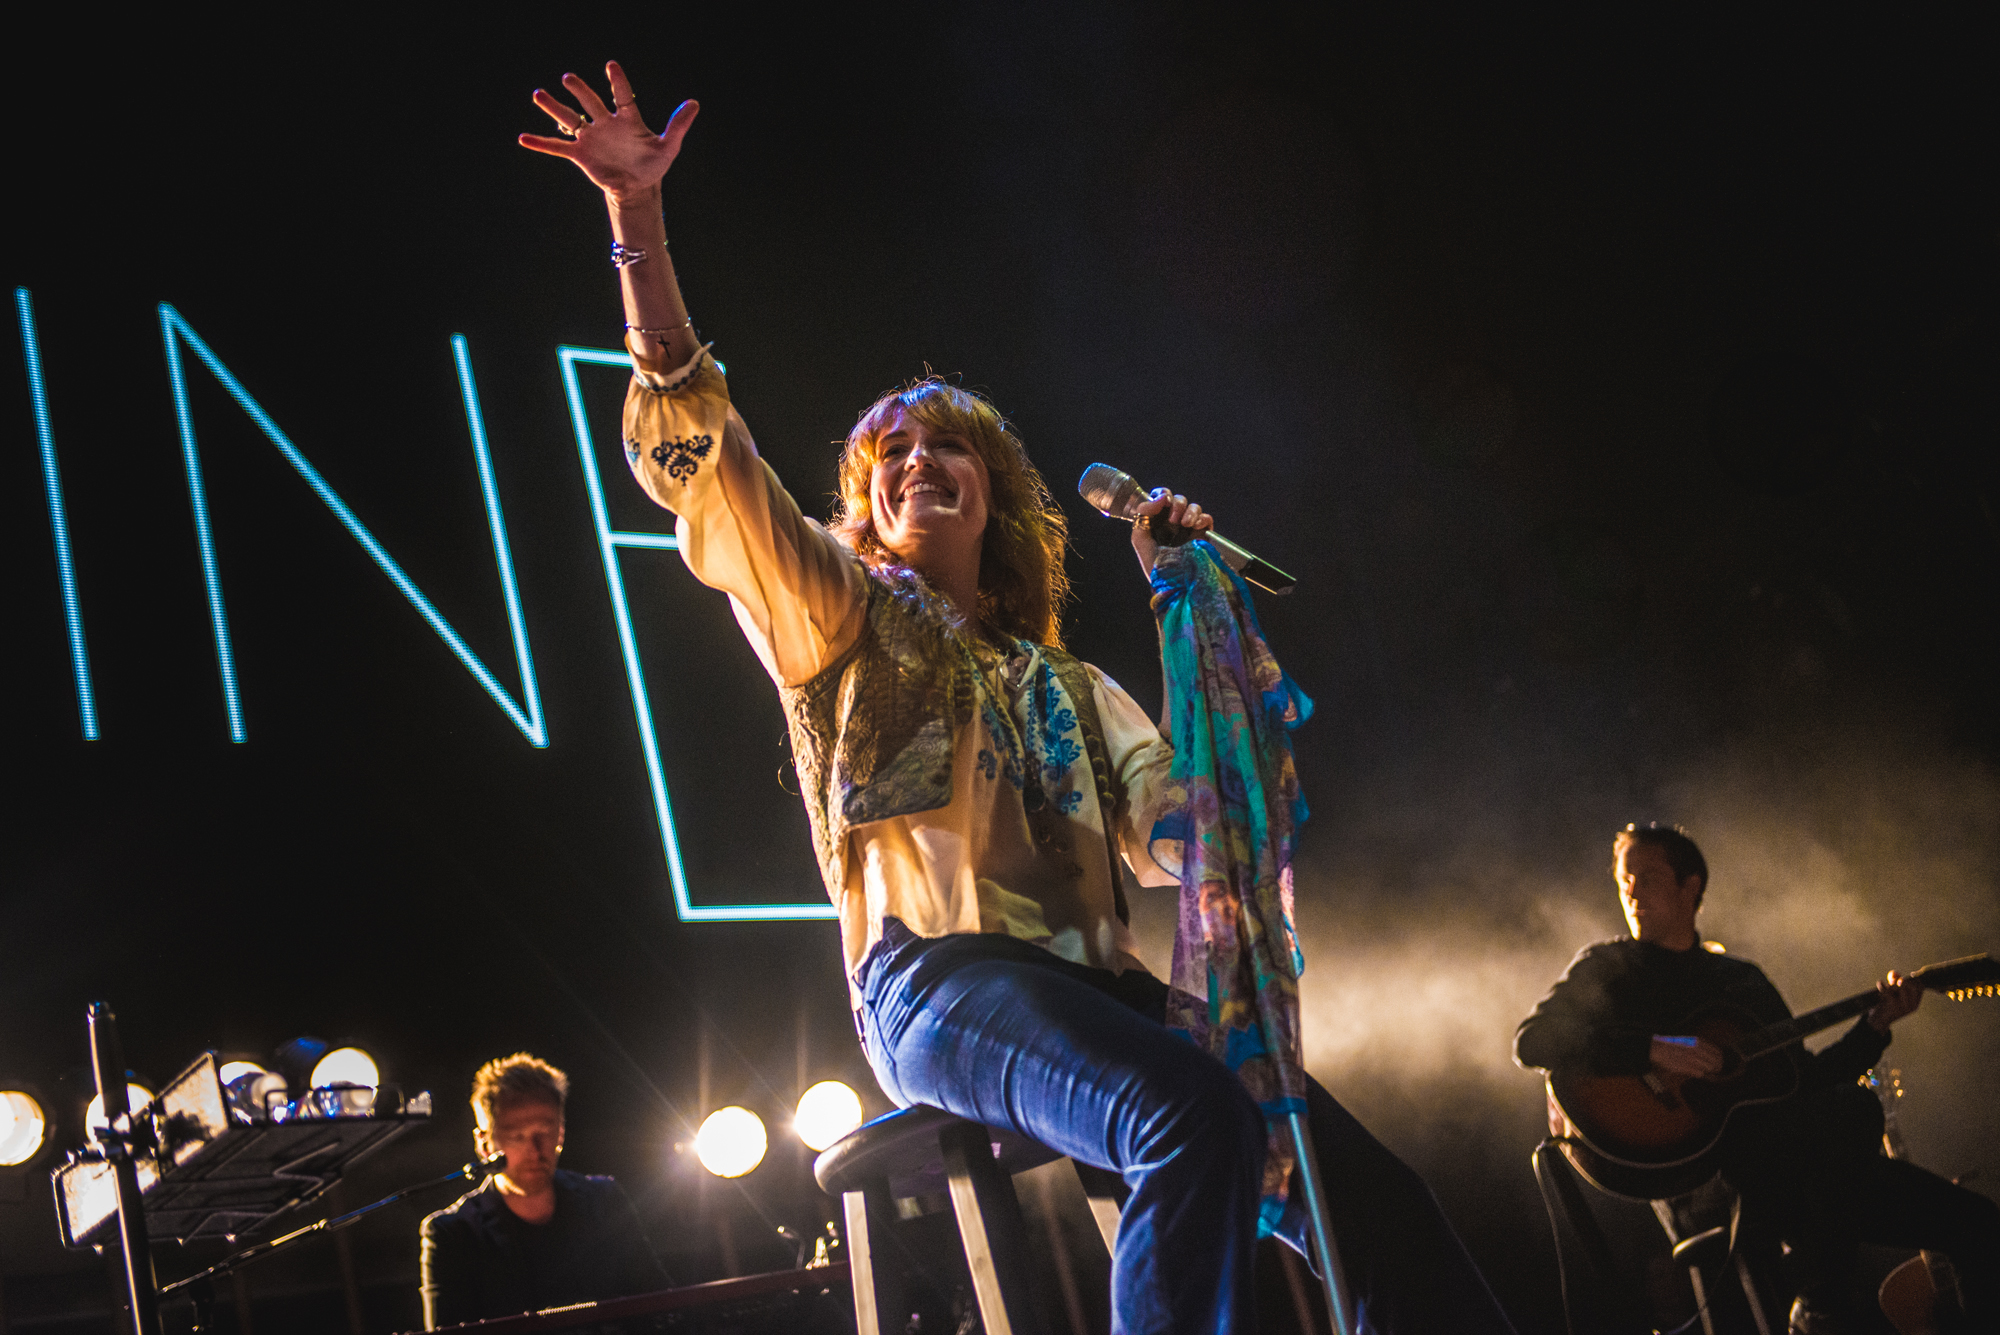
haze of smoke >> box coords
[1288,884,1605,1085]
[1124,844,1615,1096]
[1660,734,2000,1003]
[1130,721,2000,1181]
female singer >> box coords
[522,63,1515,1335]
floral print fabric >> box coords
[1149,540,1314,1234]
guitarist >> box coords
[1515,823,1999,1332]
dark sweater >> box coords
[418,1170,671,1330]
[1515,937,1888,1094]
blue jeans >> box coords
[857,921,1516,1335]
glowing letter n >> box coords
[160,305,546,746]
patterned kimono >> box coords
[619,345,1179,997]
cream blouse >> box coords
[621,345,1178,990]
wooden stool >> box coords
[814,1106,1129,1335]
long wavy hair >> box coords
[831,378,1071,647]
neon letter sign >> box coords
[158,305,546,747]
[14,288,98,740]
[559,345,835,922]
[17,298,824,924]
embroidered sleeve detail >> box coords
[623,344,732,503]
[648,433,715,480]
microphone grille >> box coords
[1078,463,1142,518]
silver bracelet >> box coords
[610,243,651,269]
[627,317,694,337]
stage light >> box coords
[309,1048,379,1089]
[85,1084,155,1140]
[794,1081,863,1152]
[694,1107,767,1178]
[224,1067,290,1123]
[1,1092,48,1166]
[217,1061,267,1086]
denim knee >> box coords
[1142,1054,1266,1180]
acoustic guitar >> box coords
[1546,953,2000,1200]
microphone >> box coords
[1077,463,1296,595]
[478,1151,507,1176]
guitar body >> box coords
[1550,1121,1721,1201]
[1548,1003,1801,1200]
[1880,1255,1945,1335]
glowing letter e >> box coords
[558,345,834,922]
[160,306,546,746]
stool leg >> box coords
[1685,1264,1717,1335]
[1733,1253,1773,1335]
[938,1121,1050,1335]
[1070,1161,1128,1257]
[843,1183,909,1335]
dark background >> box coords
[5,7,1998,1332]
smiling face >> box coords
[867,412,992,571]
[1614,836,1703,950]
[832,378,1069,645]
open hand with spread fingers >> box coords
[519,61,698,204]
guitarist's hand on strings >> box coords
[1867,969,1923,1032]
[1650,1035,1725,1079]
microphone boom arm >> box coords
[158,1153,504,1296]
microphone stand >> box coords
[87,1003,163,1335]
[159,1154,502,1329]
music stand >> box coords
[58,1003,442,1335]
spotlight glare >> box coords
[85,1084,155,1140]
[1,1092,48,1166]
[694,1107,768,1178]
[309,1048,379,1089]
[794,1081,864,1152]
[218,1061,267,1086]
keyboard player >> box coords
[419,1053,671,1329]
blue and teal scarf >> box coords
[1149,541,1313,1235]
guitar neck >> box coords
[1737,989,1880,1061]
[1720,956,1997,1064]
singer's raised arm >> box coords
[522,66,867,688]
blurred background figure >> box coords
[419,1053,670,1329]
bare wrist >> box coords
[607,183,663,213]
